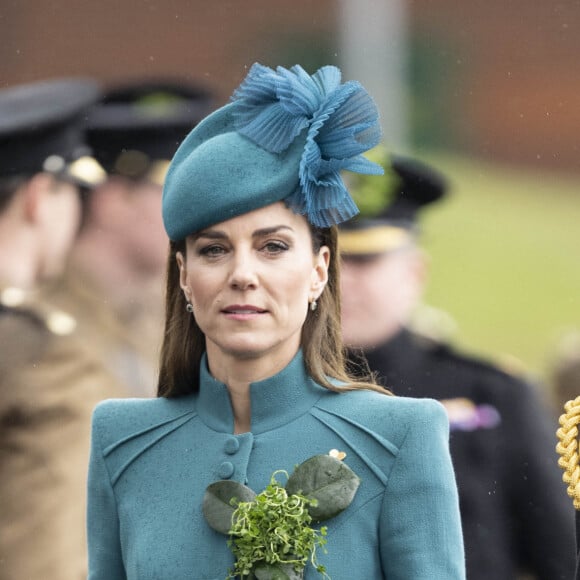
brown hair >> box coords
[157,223,390,397]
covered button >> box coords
[224,437,240,455]
[218,462,235,479]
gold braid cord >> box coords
[556,396,580,509]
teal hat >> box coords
[162,63,384,240]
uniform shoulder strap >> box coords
[557,396,580,509]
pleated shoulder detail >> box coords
[312,390,446,486]
[91,396,198,486]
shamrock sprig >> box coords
[203,453,360,580]
[227,471,328,579]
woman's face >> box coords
[177,202,329,364]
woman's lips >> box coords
[222,305,268,320]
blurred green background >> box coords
[415,151,580,386]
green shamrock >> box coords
[202,454,361,580]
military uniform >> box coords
[349,328,575,579]
[0,78,113,580]
[0,290,120,579]
[46,270,161,397]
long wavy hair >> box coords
[157,222,390,397]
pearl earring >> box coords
[310,299,318,312]
[186,303,194,313]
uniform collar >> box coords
[0,284,76,335]
[365,327,415,367]
[197,349,325,434]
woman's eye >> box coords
[199,244,227,257]
[263,241,289,254]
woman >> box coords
[87,63,465,579]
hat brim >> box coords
[338,224,413,256]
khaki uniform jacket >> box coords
[0,290,122,580]
[46,269,162,397]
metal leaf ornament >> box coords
[203,480,257,535]
[285,454,360,522]
[202,453,360,579]
[254,562,305,580]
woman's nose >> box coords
[228,251,258,290]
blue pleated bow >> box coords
[231,63,384,227]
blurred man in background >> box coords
[46,80,215,396]
[0,78,117,580]
[339,148,575,580]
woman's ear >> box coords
[311,245,330,297]
[175,251,191,299]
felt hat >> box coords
[338,146,449,256]
[162,63,384,241]
[0,77,105,189]
[87,79,215,186]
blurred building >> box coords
[2,0,580,174]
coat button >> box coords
[218,462,235,479]
[224,437,240,455]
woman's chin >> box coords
[208,336,298,363]
[209,340,271,360]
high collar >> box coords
[196,350,325,435]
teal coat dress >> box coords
[87,351,465,579]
